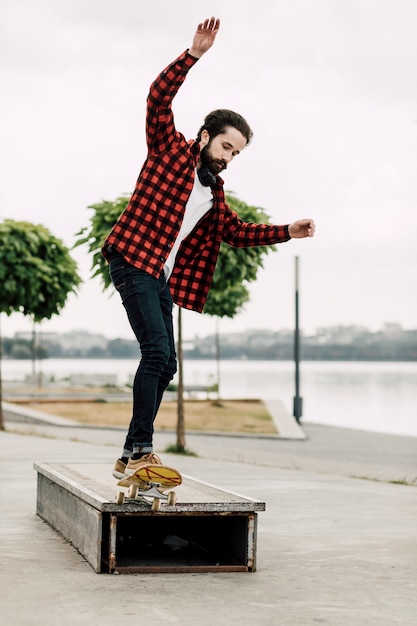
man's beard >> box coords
[200,144,227,175]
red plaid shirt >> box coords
[103,50,291,313]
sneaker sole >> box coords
[117,474,148,489]
[132,464,182,487]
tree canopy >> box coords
[75,196,130,290]
[0,220,82,321]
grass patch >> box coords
[22,399,278,435]
[164,443,198,456]
[351,474,416,487]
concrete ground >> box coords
[1,410,417,626]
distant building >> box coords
[15,330,108,355]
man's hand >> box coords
[189,17,220,59]
[288,219,315,239]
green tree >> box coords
[75,192,275,449]
[204,192,276,397]
[75,196,130,289]
[0,220,82,429]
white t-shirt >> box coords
[164,172,213,279]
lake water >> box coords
[2,359,417,439]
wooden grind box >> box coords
[34,462,265,574]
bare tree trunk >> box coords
[215,317,221,401]
[176,307,186,451]
[0,315,5,430]
[37,323,43,388]
[31,319,38,384]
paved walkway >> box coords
[1,407,417,625]
[5,400,416,485]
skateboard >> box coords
[115,464,182,511]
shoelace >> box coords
[142,453,162,464]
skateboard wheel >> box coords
[116,491,125,505]
[151,498,161,512]
[129,484,138,499]
[167,491,177,506]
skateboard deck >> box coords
[116,464,182,510]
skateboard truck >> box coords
[116,482,177,511]
[115,464,182,511]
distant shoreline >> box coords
[2,356,416,362]
[4,325,417,362]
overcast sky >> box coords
[1,0,416,340]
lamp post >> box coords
[293,256,303,423]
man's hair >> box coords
[196,109,253,145]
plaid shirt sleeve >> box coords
[146,50,198,153]
[221,205,290,247]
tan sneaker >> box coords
[118,453,182,492]
[112,458,127,479]
[126,452,162,475]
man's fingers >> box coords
[200,17,220,31]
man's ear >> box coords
[200,129,210,146]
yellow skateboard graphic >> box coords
[116,464,182,511]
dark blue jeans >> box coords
[109,251,177,452]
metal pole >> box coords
[293,256,303,423]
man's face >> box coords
[200,126,247,174]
